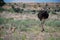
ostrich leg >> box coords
[41,19,45,32]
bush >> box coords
[0,38,3,40]
[4,19,40,32]
[31,10,36,14]
[0,8,5,12]
[50,10,57,14]
[45,20,60,27]
[19,9,24,13]
[0,18,6,25]
[8,8,14,13]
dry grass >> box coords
[0,12,60,40]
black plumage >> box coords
[37,10,49,21]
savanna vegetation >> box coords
[0,3,60,40]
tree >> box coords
[34,5,37,8]
[45,3,48,7]
[37,3,41,7]
[0,0,6,7]
[43,3,48,9]
[55,4,60,12]
[23,3,26,8]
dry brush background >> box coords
[0,3,60,40]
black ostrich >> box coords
[37,10,49,32]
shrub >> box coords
[19,9,24,13]
[8,8,14,13]
[0,18,6,25]
[32,10,36,14]
[45,20,60,27]
[0,38,3,40]
[23,3,26,8]
[0,8,5,12]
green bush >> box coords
[21,34,26,40]
[48,37,60,40]
[47,37,55,40]
[0,18,6,25]
[23,3,26,8]
[8,8,14,13]
[4,19,40,32]
[0,38,3,40]
[49,10,57,14]
[19,9,24,13]
[45,20,60,27]
[0,8,5,12]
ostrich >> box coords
[37,10,49,32]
